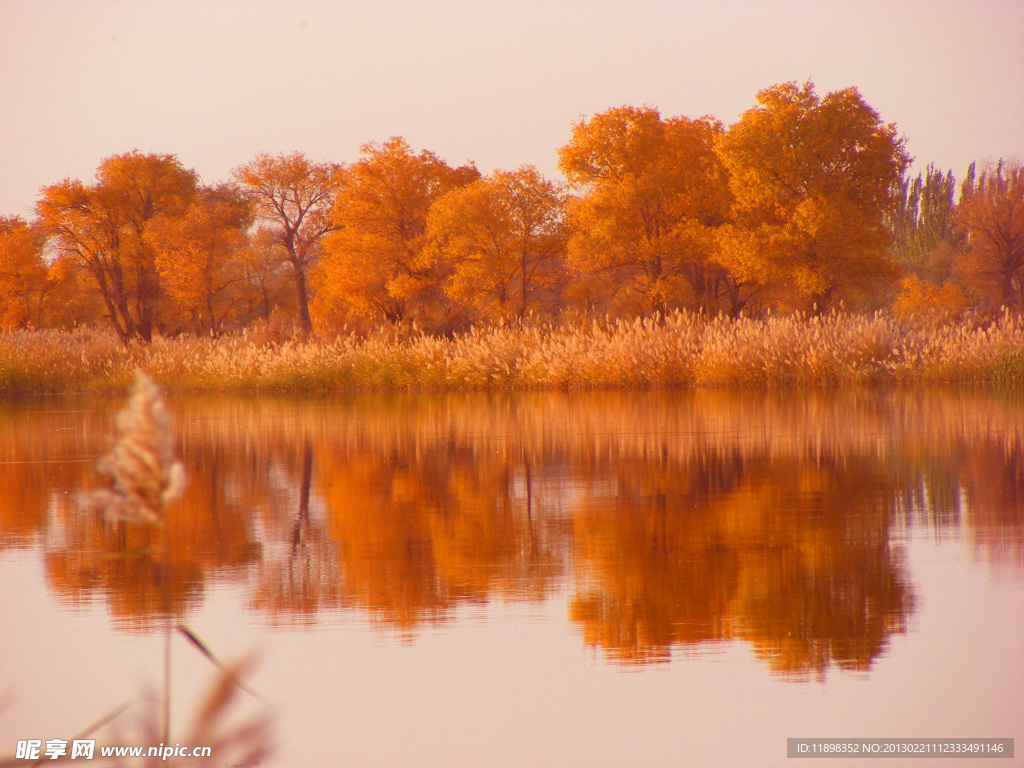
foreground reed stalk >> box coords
[88,371,187,743]
[74,371,272,766]
[2,310,1023,394]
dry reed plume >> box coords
[1,374,271,768]
[87,371,187,524]
[2,310,1023,394]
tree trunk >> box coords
[293,264,313,336]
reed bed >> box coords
[1,310,1022,394]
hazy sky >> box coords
[1,0,1022,217]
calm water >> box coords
[0,389,1022,767]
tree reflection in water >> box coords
[1,389,1020,677]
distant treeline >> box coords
[1,80,1021,344]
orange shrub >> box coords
[892,276,967,324]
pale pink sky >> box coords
[1,0,1022,218]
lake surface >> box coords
[1,389,1022,767]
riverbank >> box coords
[2,310,1023,394]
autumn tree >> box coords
[42,256,108,330]
[715,81,910,312]
[233,152,339,336]
[957,159,1024,309]
[234,227,296,326]
[36,151,199,343]
[0,216,49,328]
[557,106,737,316]
[424,165,566,323]
[317,137,479,329]
[145,184,252,335]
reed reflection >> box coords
[1,390,1020,674]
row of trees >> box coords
[2,81,1021,342]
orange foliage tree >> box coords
[956,160,1024,309]
[316,137,479,329]
[557,106,736,315]
[0,216,49,328]
[41,256,108,330]
[233,228,297,326]
[145,185,252,335]
[424,165,567,323]
[36,151,199,343]
[233,152,339,336]
[715,81,910,312]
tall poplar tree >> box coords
[888,165,961,284]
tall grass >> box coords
[2,310,1023,394]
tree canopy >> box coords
[558,106,736,314]
[36,151,200,343]
[317,137,479,329]
[0,216,48,329]
[424,165,567,323]
[234,152,339,336]
[12,82,1020,339]
[715,81,911,311]
[957,160,1024,309]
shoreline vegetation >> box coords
[5,84,1022,363]
[2,309,1022,395]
